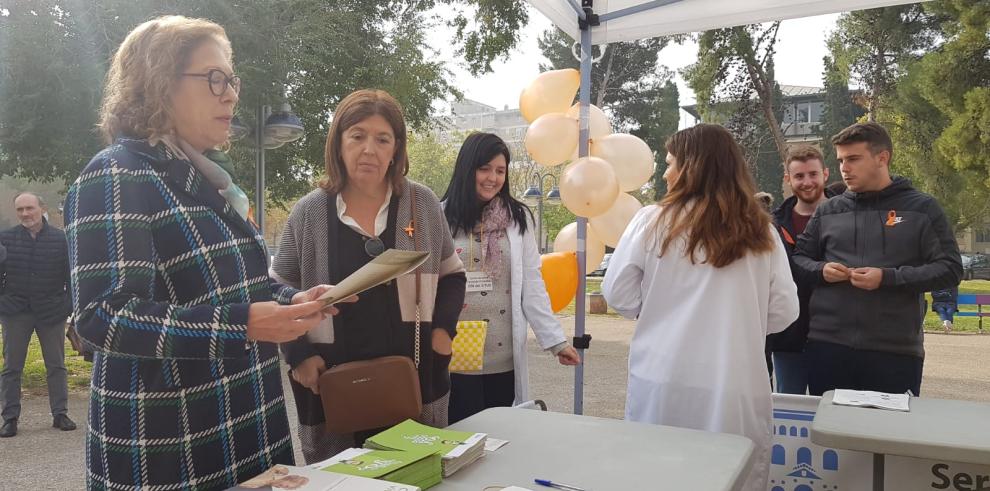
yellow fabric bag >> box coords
[450,320,488,372]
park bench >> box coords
[956,294,990,333]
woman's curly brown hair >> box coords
[98,15,231,144]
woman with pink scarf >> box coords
[441,132,580,423]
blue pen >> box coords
[534,478,588,491]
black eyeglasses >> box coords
[181,69,241,97]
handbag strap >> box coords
[409,184,421,369]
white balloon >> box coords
[591,134,656,192]
[553,222,607,272]
[566,103,612,140]
[559,156,620,218]
[520,69,580,123]
[524,113,578,166]
[589,193,643,247]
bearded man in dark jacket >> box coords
[792,123,962,397]
[767,145,835,394]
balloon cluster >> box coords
[521,69,656,312]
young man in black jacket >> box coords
[792,123,962,397]
[768,145,834,394]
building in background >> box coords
[681,85,830,146]
[442,99,530,163]
[957,223,990,254]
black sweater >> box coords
[767,190,835,353]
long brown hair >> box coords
[321,89,409,195]
[652,124,774,268]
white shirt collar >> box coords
[336,186,393,238]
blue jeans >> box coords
[934,305,955,323]
[772,351,809,395]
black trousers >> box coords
[806,340,924,396]
[449,371,515,424]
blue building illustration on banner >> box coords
[769,407,845,491]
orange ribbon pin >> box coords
[886,210,898,227]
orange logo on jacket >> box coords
[886,210,904,227]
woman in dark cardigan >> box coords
[272,89,467,463]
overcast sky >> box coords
[428,7,840,126]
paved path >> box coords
[1,318,987,490]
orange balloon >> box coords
[540,251,579,313]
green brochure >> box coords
[364,419,485,459]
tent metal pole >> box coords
[574,17,592,416]
[566,0,587,19]
[598,0,682,22]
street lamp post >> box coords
[521,168,561,253]
[229,102,304,237]
[254,104,269,235]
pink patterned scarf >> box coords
[478,197,511,278]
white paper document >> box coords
[317,250,430,306]
[832,389,910,412]
[484,437,510,452]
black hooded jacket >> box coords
[792,177,962,358]
[767,188,835,353]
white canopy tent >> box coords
[522,0,925,414]
[528,0,924,44]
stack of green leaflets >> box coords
[317,447,442,490]
[364,419,488,477]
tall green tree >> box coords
[0,0,528,202]
[631,80,679,201]
[683,23,788,165]
[818,54,865,179]
[406,131,461,197]
[827,4,937,122]
[886,0,990,229]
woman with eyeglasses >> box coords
[440,133,581,424]
[271,89,466,463]
[65,16,337,490]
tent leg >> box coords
[573,21,593,416]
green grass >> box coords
[0,330,92,391]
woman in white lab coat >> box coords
[602,124,799,491]
[441,132,581,424]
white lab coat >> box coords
[602,205,798,491]
[442,204,568,404]
[505,217,568,404]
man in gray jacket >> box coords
[793,123,962,396]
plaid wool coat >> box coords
[65,139,300,490]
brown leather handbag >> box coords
[317,186,425,434]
